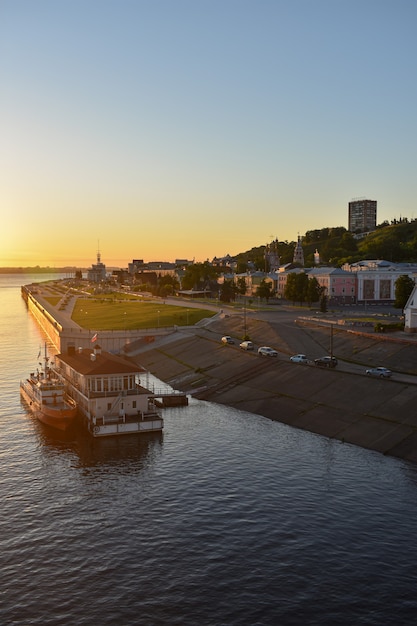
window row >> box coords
[87,375,136,393]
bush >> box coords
[374,322,404,333]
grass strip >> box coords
[72,298,215,330]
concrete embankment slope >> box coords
[131,317,417,464]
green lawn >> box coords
[72,298,215,330]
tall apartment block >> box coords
[348,198,377,233]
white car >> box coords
[290,354,309,364]
[221,336,234,344]
[258,346,278,357]
[239,340,254,351]
[365,367,392,378]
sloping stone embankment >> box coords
[131,316,417,464]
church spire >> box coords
[293,235,304,266]
[265,237,280,272]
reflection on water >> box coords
[4,274,417,625]
[75,431,164,473]
[32,418,164,473]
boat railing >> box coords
[92,409,160,427]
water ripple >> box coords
[2,276,417,625]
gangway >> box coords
[147,386,189,407]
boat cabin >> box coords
[54,344,163,436]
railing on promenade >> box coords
[59,326,178,353]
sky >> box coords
[1,0,417,268]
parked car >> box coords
[240,340,254,351]
[221,336,234,344]
[314,356,338,368]
[365,367,392,378]
[258,346,278,357]
[290,354,309,364]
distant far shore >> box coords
[0,267,86,274]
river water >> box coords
[2,273,417,626]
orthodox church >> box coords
[265,238,280,272]
[293,235,304,266]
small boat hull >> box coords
[20,381,77,432]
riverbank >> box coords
[130,314,417,464]
[22,280,417,463]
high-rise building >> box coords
[348,198,377,233]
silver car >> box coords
[258,346,278,357]
[365,367,392,378]
[290,354,309,364]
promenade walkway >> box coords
[23,280,218,353]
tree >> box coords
[237,277,247,295]
[284,272,309,305]
[394,275,415,309]
[294,273,309,305]
[158,274,179,297]
[181,262,218,290]
[219,280,236,303]
[159,283,174,297]
[306,277,322,306]
[256,279,273,302]
[284,273,298,304]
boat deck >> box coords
[87,413,163,437]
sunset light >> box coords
[1,1,416,268]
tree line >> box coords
[235,220,417,269]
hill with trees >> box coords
[235,218,417,269]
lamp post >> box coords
[157,310,160,328]
[330,324,334,358]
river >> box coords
[2,273,417,625]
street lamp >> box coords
[157,310,160,328]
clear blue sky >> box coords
[1,0,416,267]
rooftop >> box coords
[57,346,145,376]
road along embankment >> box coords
[131,316,417,465]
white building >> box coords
[55,344,163,437]
[403,286,417,332]
[342,260,417,303]
[87,250,107,282]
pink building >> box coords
[308,267,356,304]
[273,266,356,304]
